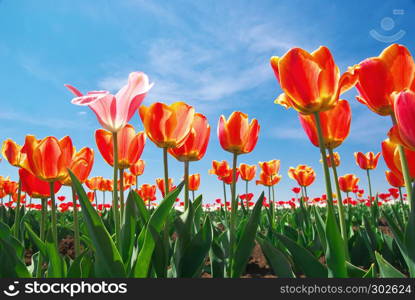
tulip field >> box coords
[1,43,415,279]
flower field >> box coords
[0,43,415,279]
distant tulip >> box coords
[354,152,381,170]
[86,177,103,191]
[221,169,239,185]
[218,111,260,155]
[188,174,200,191]
[255,172,281,187]
[271,46,357,114]
[138,184,157,203]
[299,99,351,149]
[338,174,359,193]
[321,152,340,167]
[95,124,145,169]
[239,164,257,181]
[288,165,316,187]
[66,72,153,132]
[2,180,18,195]
[258,160,280,177]
[129,159,145,176]
[354,44,415,116]
[156,178,175,197]
[209,160,232,180]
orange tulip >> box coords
[354,152,381,170]
[129,159,145,176]
[19,168,62,198]
[221,169,240,185]
[299,99,351,149]
[354,44,415,116]
[2,139,26,167]
[95,124,145,169]
[385,170,405,188]
[288,165,316,187]
[156,178,175,197]
[188,174,200,191]
[21,135,74,182]
[255,172,281,187]
[218,112,260,154]
[258,160,280,177]
[338,174,359,193]
[138,184,157,202]
[381,138,415,179]
[61,147,94,186]
[139,102,195,148]
[168,113,210,161]
[271,46,357,114]
[209,160,232,179]
[123,172,136,187]
[239,163,257,181]
[321,152,340,167]
[2,180,18,195]
[86,176,103,191]
[101,179,113,192]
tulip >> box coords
[188,174,200,201]
[2,139,26,167]
[271,46,358,114]
[209,160,232,206]
[338,174,359,193]
[255,172,281,187]
[60,147,94,186]
[288,165,316,187]
[169,113,210,209]
[299,100,351,149]
[138,184,157,209]
[130,159,145,190]
[20,168,62,199]
[258,160,280,177]
[156,178,175,198]
[354,44,414,116]
[2,180,18,195]
[239,163,257,196]
[86,177,102,190]
[354,151,381,224]
[394,90,415,150]
[382,138,415,179]
[321,152,340,167]
[66,72,153,133]
[385,170,404,188]
[139,101,195,201]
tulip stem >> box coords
[398,187,407,220]
[229,152,238,277]
[245,180,248,196]
[366,169,377,225]
[36,198,47,278]
[391,115,414,212]
[328,148,349,259]
[192,191,195,202]
[13,178,22,239]
[119,168,125,219]
[71,185,81,258]
[163,148,169,199]
[49,182,58,246]
[184,161,190,210]
[112,132,121,248]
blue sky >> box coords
[1,0,415,204]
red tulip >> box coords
[156,178,175,197]
[239,163,257,181]
[138,184,157,202]
[188,174,200,191]
[255,172,281,187]
[19,168,62,198]
[288,165,315,187]
[61,147,94,185]
[338,174,359,193]
[129,159,145,176]
[385,170,405,188]
[258,160,280,177]
[393,90,415,150]
[209,160,232,180]
[2,139,26,168]
[354,152,381,170]
[66,72,153,132]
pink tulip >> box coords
[65,72,153,132]
[394,90,415,150]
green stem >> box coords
[112,132,121,248]
[71,185,81,258]
[49,182,58,245]
[398,187,407,220]
[366,169,377,225]
[328,148,349,259]
[163,148,169,198]
[229,152,238,277]
[36,198,47,278]
[119,168,125,220]
[192,190,195,202]
[13,178,22,238]
[245,180,248,197]
[184,161,190,210]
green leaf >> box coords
[179,216,213,277]
[120,191,139,266]
[346,261,367,278]
[231,193,263,278]
[0,221,31,278]
[45,230,67,278]
[325,207,347,277]
[404,211,415,277]
[131,182,184,278]
[257,236,295,278]
[375,251,406,278]
[363,263,375,278]
[69,170,126,277]
[131,190,150,225]
[275,233,328,278]
[25,222,47,258]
